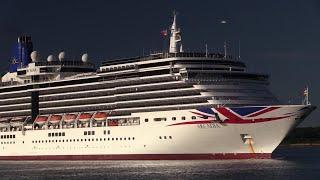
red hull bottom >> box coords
[0,153,271,160]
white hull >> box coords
[0,105,314,160]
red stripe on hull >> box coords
[0,153,271,161]
[247,107,280,117]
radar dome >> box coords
[58,51,66,61]
[47,55,54,62]
[30,51,39,62]
[81,53,89,63]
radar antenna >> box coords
[169,11,182,53]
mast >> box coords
[169,12,182,53]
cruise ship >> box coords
[0,14,316,160]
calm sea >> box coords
[0,146,319,180]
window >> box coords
[172,117,176,121]
[159,136,162,139]
[10,135,12,138]
[58,132,62,136]
[145,119,149,122]
[108,130,110,135]
[164,136,167,139]
[55,133,58,136]
[169,136,172,139]
[62,132,65,136]
[92,131,95,135]
[13,135,15,138]
[104,130,106,135]
[48,133,51,137]
[133,137,135,140]
[0,135,3,139]
[154,118,166,122]
[191,116,196,120]
[84,131,87,135]
[88,131,91,135]
[182,116,186,120]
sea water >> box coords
[0,146,319,180]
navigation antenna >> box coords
[224,41,227,59]
[169,11,182,53]
[303,86,311,105]
[221,20,228,60]
[238,40,241,60]
[205,43,208,57]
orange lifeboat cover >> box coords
[94,112,107,121]
[78,113,92,121]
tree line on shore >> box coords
[281,127,320,145]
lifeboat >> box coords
[78,113,92,122]
[49,115,62,124]
[35,115,48,125]
[93,112,108,121]
[0,117,9,123]
[64,114,77,123]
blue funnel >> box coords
[9,36,33,72]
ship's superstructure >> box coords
[0,14,315,160]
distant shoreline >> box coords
[279,143,320,147]
[280,127,320,147]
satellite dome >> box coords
[30,51,39,62]
[58,51,66,61]
[47,55,54,62]
[81,53,89,63]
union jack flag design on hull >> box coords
[193,106,293,124]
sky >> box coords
[0,0,319,126]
